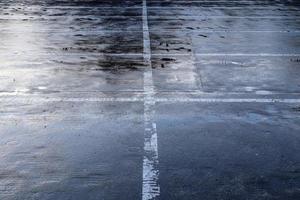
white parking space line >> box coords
[1,5,299,10]
[2,53,299,57]
[2,15,300,19]
[0,97,143,102]
[152,53,300,57]
[148,16,300,19]
[142,0,160,200]
[1,97,300,103]
[157,98,300,103]
[2,30,300,33]
[188,30,300,33]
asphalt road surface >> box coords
[1,0,300,200]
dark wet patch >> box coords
[151,57,179,69]
[290,58,300,63]
[52,59,78,66]
[161,58,176,62]
[96,59,145,72]
[52,55,145,74]
[169,47,191,52]
[198,34,208,38]
[151,32,192,54]
[59,35,142,54]
[45,11,144,73]
[291,107,300,112]
[59,16,143,54]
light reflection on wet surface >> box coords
[0,0,300,199]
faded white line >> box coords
[1,5,300,9]
[148,16,300,19]
[189,32,204,89]
[3,30,300,33]
[2,90,300,96]
[0,15,143,19]
[2,53,300,57]
[152,53,300,57]
[169,30,300,33]
[3,15,300,19]
[0,97,142,102]
[142,0,160,199]
[193,53,300,57]
[1,97,300,103]
[157,98,300,103]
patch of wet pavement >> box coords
[195,56,300,93]
[0,102,144,200]
[156,102,300,200]
[1,0,300,199]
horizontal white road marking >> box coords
[1,97,300,103]
[152,53,300,57]
[2,30,300,33]
[1,5,299,10]
[2,90,300,96]
[2,15,300,19]
[157,98,300,103]
[187,30,300,33]
[149,16,300,19]
[2,53,300,57]
[0,97,142,102]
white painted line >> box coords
[0,15,143,19]
[189,34,204,89]
[142,0,262,1]
[148,16,300,19]
[3,15,300,19]
[1,5,299,10]
[152,53,300,57]
[142,0,160,199]
[2,90,300,97]
[157,98,300,103]
[3,53,300,57]
[142,121,160,200]
[0,97,142,102]
[194,53,300,57]
[60,53,300,57]
[3,30,300,33]
[0,53,145,57]
[181,30,300,33]
[150,6,300,10]
[1,97,300,103]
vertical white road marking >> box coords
[142,0,160,199]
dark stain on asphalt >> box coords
[161,58,176,62]
[96,59,145,71]
[290,58,300,63]
[292,106,300,112]
[198,34,208,38]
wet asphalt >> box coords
[0,0,300,200]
